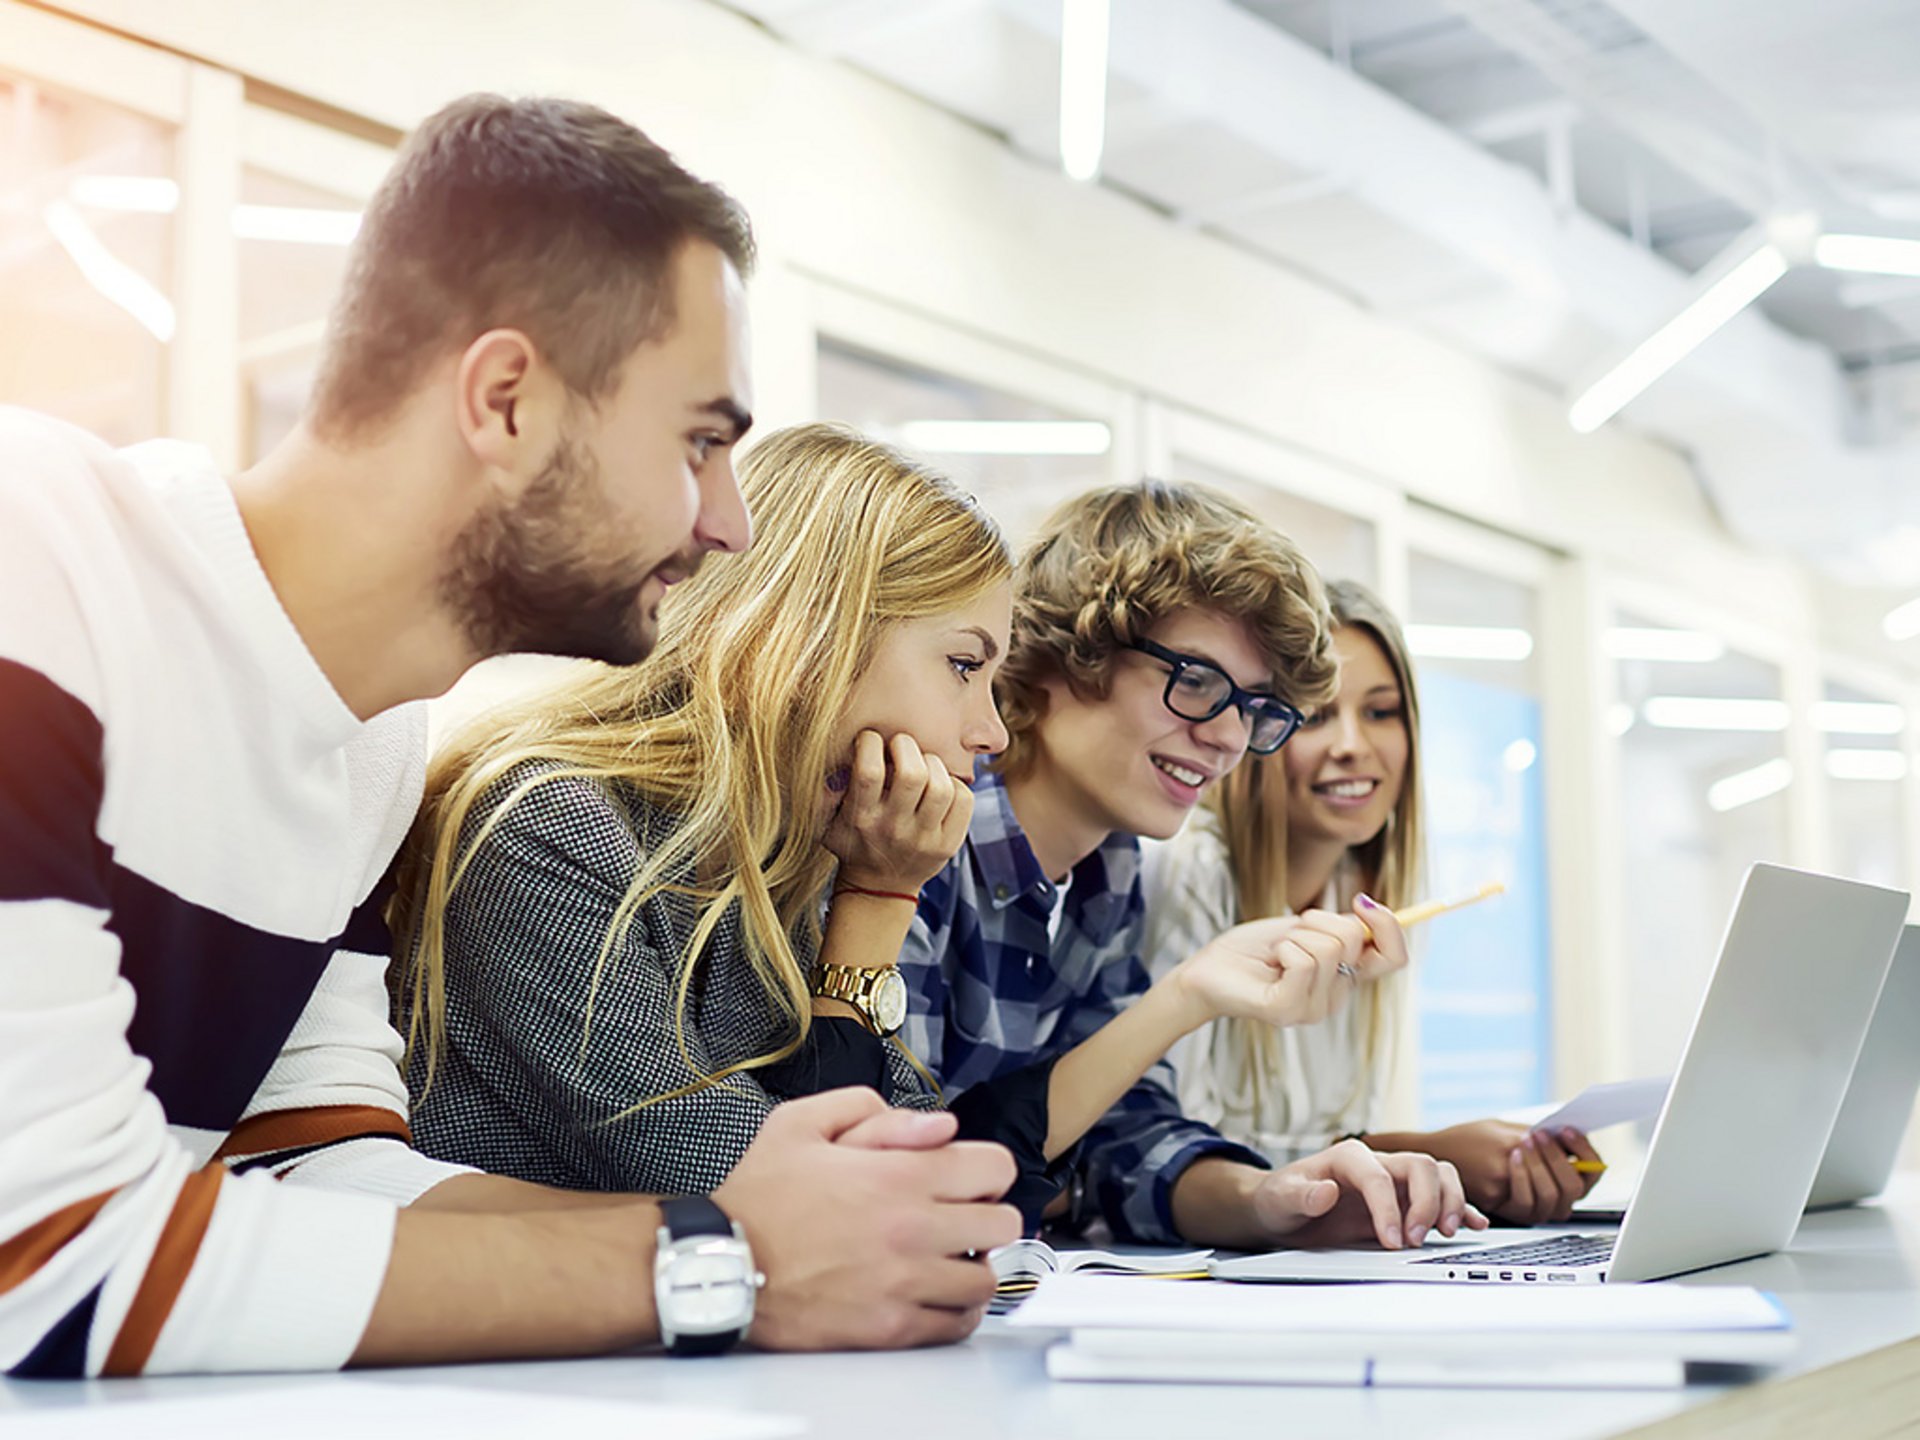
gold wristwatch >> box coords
[810,962,909,1038]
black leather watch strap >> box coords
[661,1194,732,1239]
[669,1328,736,1357]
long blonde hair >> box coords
[1208,579,1424,1131]
[391,423,1010,1101]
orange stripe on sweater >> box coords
[102,1167,224,1376]
[0,1189,117,1295]
[212,1104,411,1162]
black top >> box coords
[407,760,1063,1228]
[763,1018,1067,1229]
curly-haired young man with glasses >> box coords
[896,481,1491,1250]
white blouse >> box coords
[1140,810,1408,1164]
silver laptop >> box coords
[1212,863,1908,1286]
[1806,923,1920,1209]
[1573,921,1920,1223]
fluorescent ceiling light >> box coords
[1567,225,1791,434]
[1813,700,1905,736]
[1641,696,1789,732]
[42,199,175,342]
[1602,627,1726,663]
[1502,738,1538,773]
[1707,757,1792,813]
[1827,749,1909,782]
[1813,233,1920,278]
[69,174,179,212]
[1884,596,1920,642]
[68,176,360,244]
[1403,625,1534,662]
[896,419,1111,456]
[232,204,362,245]
[1059,0,1110,182]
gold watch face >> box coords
[872,968,909,1036]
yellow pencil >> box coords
[1392,881,1507,929]
[1569,1159,1607,1176]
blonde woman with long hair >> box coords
[1142,579,1603,1224]
[391,423,1036,1205]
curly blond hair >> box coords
[995,479,1337,772]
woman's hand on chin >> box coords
[824,729,974,897]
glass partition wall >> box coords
[1821,676,1909,893]
[1403,547,1555,1126]
[1611,613,1792,1078]
[238,164,362,462]
[0,69,174,443]
[815,336,1114,547]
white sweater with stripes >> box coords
[0,408,470,1377]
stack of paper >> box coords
[1008,1274,1793,1390]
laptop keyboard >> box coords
[1409,1233,1615,1269]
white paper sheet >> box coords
[1526,1076,1670,1135]
[1006,1273,1787,1335]
[1,1381,808,1439]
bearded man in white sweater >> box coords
[0,93,1017,1379]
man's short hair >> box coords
[996,479,1337,762]
[310,94,754,439]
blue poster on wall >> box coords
[1414,669,1553,1127]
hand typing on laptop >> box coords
[1173,1138,1491,1251]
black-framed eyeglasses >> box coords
[1126,638,1305,755]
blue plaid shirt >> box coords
[898,771,1267,1243]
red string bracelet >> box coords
[834,882,920,906]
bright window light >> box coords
[42,199,175,342]
[895,420,1111,455]
[1641,696,1790,732]
[232,204,362,245]
[1059,0,1110,182]
[1502,738,1538,772]
[1813,700,1906,735]
[69,174,179,212]
[1707,758,1793,813]
[68,176,360,245]
[1813,233,1920,278]
[1403,625,1534,661]
[1884,596,1920,641]
[1568,240,1788,433]
[1827,749,1909,782]
[1602,627,1726,663]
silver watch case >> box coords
[653,1220,765,1345]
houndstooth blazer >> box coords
[405,760,940,1195]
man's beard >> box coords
[441,436,680,667]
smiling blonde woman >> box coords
[1142,579,1604,1225]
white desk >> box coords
[9,1184,1920,1440]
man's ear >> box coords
[453,328,563,496]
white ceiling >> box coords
[719,0,1920,588]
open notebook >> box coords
[988,1240,1212,1312]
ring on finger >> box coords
[1336,961,1359,981]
